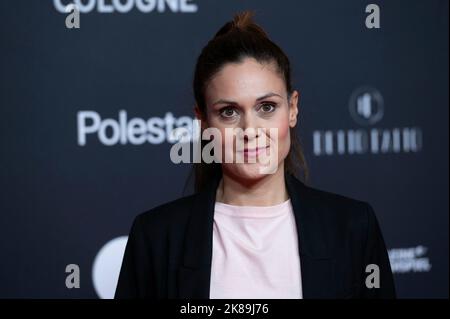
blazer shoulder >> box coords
[305,183,368,208]
[133,193,197,231]
[302,183,374,224]
[300,184,382,252]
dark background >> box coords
[0,0,448,298]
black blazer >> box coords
[115,172,396,299]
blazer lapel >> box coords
[178,171,336,299]
[177,169,220,299]
[285,173,337,299]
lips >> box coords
[239,145,269,156]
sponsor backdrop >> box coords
[0,0,448,298]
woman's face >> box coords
[196,57,299,182]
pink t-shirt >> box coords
[209,198,303,299]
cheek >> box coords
[270,116,290,145]
[204,115,227,148]
[277,121,290,141]
[271,118,291,161]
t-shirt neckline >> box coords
[214,198,292,218]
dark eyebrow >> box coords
[211,92,283,107]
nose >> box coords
[239,112,260,143]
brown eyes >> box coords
[219,103,277,119]
[260,103,276,113]
[221,107,236,118]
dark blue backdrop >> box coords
[0,0,448,298]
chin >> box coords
[224,162,279,181]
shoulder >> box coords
[130,193,197,234]
[300,183,376,231]
[305,184,370,211]
[298,184,385,257]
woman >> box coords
[115,11,396,299]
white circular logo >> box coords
[349,86,384,125]
[92,236,128,299]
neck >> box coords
[215,165,289,206]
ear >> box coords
[288,90,299,128]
